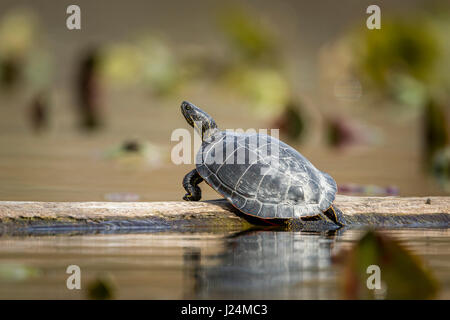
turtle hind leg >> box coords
[182,169,204,201]
[301,215,323,222]
[323,205,346,227]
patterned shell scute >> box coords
[196,131,337,218]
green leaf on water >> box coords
[0,263,41,282]
[87,275,116,300]
[341,230,439,299]
[218,5,278,65]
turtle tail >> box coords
[323,205,346,227]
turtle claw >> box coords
[182,169,203,202]
[183,193,201,201]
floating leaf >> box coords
[432,146,450,192]
[0,8,39,56]
[104,139,164,168]
[271,100,306,141]
[326,116,378,149]
[0,263,41,282]
[423,97,449,167]
[225,67,289,118]
[218,6,277,65]
[87,274,115,300]
[138,36,181,96]
[340,230,439,299]
[100,43,143,85]
[356,19,439,90]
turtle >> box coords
[180,101,346,227]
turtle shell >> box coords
[196,131,337,219]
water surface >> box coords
[0,228,448,299]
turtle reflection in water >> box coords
[183,231,336,299]
[180,101,346,227]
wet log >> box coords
[0,196,449,232]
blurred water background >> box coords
[0,0,449,201]
[0,0,449,300]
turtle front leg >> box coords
[182,169,204,201]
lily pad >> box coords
[340,230,439,299]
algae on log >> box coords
[0,196,449,232]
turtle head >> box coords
[181,101,218,140]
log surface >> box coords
[0,196,449,232]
